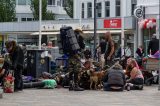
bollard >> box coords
[0,87,3,99]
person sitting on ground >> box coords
[103,63,126,91]
[125,59,144,91]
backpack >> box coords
[59,26,80,55]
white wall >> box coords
[74,0,133,19]
[137,0,159,5]
[137,0,159,15]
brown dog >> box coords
[89,70,106,90]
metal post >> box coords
[39,0,42,50]
[94,0,97,60]
[79,1,82,27]
[158,0,160,91]
[121,0,125,56]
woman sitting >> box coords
[126,59,144,91]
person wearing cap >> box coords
[5,40,24,92]
[66,28,85,91]
[147,34,159,55]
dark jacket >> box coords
[136,48,143,58]
[10,46,24,69]
[84,49,91,59]
[148,38,159,55]
[103,69,126,87]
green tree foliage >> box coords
[30,0,55,20]
[0,0,16,22]
[64,0,73,18]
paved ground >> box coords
[0,85,160,106]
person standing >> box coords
[68,54,84,91]
[97,38,107,68]
[67,28,84,91]
[148,34,159,55]
[104,31,115,67]
[136,45,144,67]
[124,45,132,58]
[5,40,24,92]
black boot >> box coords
[73,83,84,91]
[69,80,74,91]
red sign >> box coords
[104,19,121,28]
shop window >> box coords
[105,1,110,17]
[48,0,56,6]
[82,3,85,18]
[18,0,26,5]
[27,18,32,21]
[97,3,102,18]
[57,0,61,6]
[115,0,121,17]
[21,18,26,21]
[27,0,31,5]
[87,2,92,18]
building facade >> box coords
[74,0,137,56]
[136,0,159,55]
[15,0,68,22]
[74,0,136,19]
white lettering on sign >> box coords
[82,25,90,30]
[110,20,118,27]
[42,23,92,31]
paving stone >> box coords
[0,85,160,106]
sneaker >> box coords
[138,85,143,90]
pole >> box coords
[39,0,42,50]
[79,1,82,27]
[121,0,125,56]
[158,0,160,90]
[94,0,97,60]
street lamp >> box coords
[39,0,42,50]
[94,0,97,60]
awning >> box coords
[30,32,60,35]
[30,30,129,35]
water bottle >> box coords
[0,87,3,99]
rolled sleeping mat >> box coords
[23,82,45,89]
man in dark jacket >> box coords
[103,63,126,91]
[5,40,24,91]
[148,34,159,55]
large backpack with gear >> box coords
[58,27,80,55]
